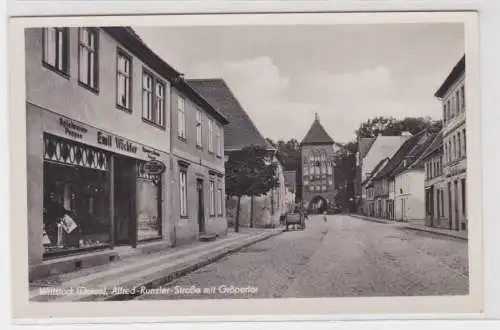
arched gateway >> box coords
[299,113,338,213]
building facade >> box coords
[299,114,338,213]
[187,79,287,228]
[25,26,228,280]
[435,55,467,232]
[422,133,447,228]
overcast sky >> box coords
[134,23,463,144]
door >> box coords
[197,179,205,234]
[114,156,136,246]
[448,182,452,230]
[454,180,460,231]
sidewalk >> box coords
[350,214,468,241]
[29,227,285,302]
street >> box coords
[136,215,469,300]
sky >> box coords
[133,23,464,144]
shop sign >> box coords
[143,159,166,175]
[59,117,88,140]
[143,146,161,159]
[97,131,138,154]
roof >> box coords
[362,157,389,186]
[300,118,335,146]
[358,137,376,159]
[391,131,437,177]
[187,79,273,151]
[409,131,443,169]
[102,27,228,125]
[435,55,466,98]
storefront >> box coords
[29,107,169,261]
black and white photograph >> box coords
[9,11,482,319]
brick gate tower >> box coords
[299,113,337,212]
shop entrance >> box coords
[197,179,205,234]
[114,156,137,246]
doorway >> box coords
[454,180,459,231]
[197,179,205,234]
[448,182,452,230]
[114,156,137,246]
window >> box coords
[463,128,466,155]
[217,184,223,216]
[447,100,451,119]
[448,141,452,163]
[440,189,445,216]
[303,166,309,176]
[116,51,131,110]
[303,180,309,186]
[179,169,187,217]
[196,110,202,147]
[443,103,447,123]
[43,27,69,74]
[455,90,460,115]
[209,180,215,216]
[216,125,221,157]
[461,178,466,216]
[457,132,462,158]
[208,119,214,152]
[79,27,99,90]
[141,71,165,127]
[461,85,465,112]
[444,144,447,165]
[177,97,186,139]
[453,135,457,161]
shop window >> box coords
[43,27,69,75]
[43,134,110,257]
[116,50,132,111]
[136,160,162,241]
[79,27,99,91]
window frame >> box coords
[216,124,222,157]
[177,96,187,140]
[116,48,132,112]
[42,27,70,77]
[217,182,223,216]
[141,69,166,129]
[78,27,100,93]
[179,168,188,217]
[208,118,214,153]
[196,109,203,148]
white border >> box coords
[5,8,489,326]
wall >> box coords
[25,27,173,265]
[169,87,227,244]
[25,28,171,155]
[394,170,425,223]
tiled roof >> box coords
[362,157,389,186]
[409,131,443,169]
[372,130,428,180]
[187,79,272,151]
[435,55,465,98]
[358,137,376,159]
[391,131,437,177]
[300,119,335,146]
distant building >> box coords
[188,79,290,227]
[359,133,410,215]
[434,55,467,232]
[299,114,337,213]
[283,170,297,194]
[418,132,445,228]
[354,137,376,212]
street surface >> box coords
[136,215,469,300]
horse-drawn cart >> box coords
[285,211,305,231]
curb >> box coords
[402,225,468,241]
[350,214,468,241]
[72,228,284,302]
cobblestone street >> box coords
[136,215,469,300]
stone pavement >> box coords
[351,214,468,240]
[29,227,284,302]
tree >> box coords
[225,145,280,232]
[355,116,441,138]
